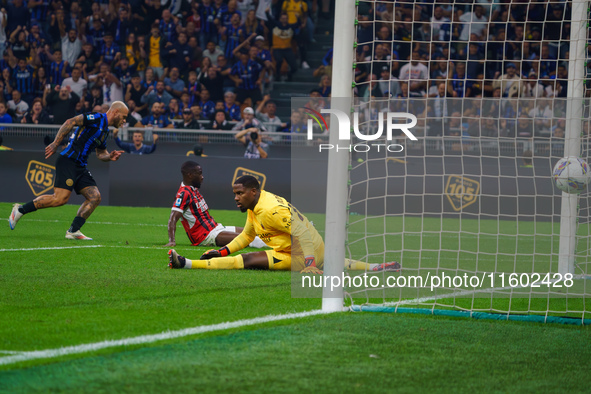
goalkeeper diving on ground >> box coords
[168,175,401,273]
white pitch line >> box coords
[0,309,332,367]
[0,218,166,227]
[0,245,104,252]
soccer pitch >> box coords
[1,202,590,391]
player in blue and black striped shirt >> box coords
[9,102,129,241]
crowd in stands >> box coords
[0,0,326,134]
[342,0,581,144]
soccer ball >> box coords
[553,157,591,194]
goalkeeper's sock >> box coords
[192,255,245,269]
[345,259,371,271]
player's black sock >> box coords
[69,216,86,233]
[19,201,37,214]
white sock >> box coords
[184,258,193,269]
[249,236,267,248]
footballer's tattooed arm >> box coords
[45,114,84,159]
[77,186,102,219]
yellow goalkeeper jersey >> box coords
[227,190,324,259]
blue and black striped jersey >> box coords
[60,113,110,167]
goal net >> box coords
[315,0,591,323]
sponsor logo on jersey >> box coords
[26,160,56,196]
[445,175,480,211]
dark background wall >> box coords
[0,142,571,221]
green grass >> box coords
[1,202,590,391]
[1,313,590,393]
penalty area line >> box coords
[0,309,332,367]
[0,245,104,252]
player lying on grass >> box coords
[168,175,401,273]
[9,101,128,240]
[165,161,266,249]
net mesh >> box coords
[346,0,591,320]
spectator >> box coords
[141,102,173,128]
[11,58,35,105]
[493,62,521,98]
[166,98,183,123]
[113,57,135,88]
[141,80,173,108]
[177,108,201,129]
[110,7,134,47]
[62,67,88,99]
[209,109,233,130]
[190,105,207,123]
[427,82,450,137]
[221,13,245,59]
[398,51,428,96]
[142,67,158,90]
[126,100,143,124]
[163,67,186,99]
[199,67,225,102]
[21,98,51,124]
[233,106,267,131]
[0,102,12,123]
[33,66,49,98]
[86,85,103,111]
[230,50,263,104]
[59,26,82,66]
[7,27,29,62]
[459,5,488,41]
[7,90,28,120]
[159,9,178,42]
[282,0,314,69]
[164,32,191,78]
[202,41,224,66]
[266,10,299,81]
[76,43,100,75]
[123,33,146,73]
[318,74,332,97]
[217,55,236,93]
[113,129,158,155]
[99,32,121,66]
[223,91,242,121]
[125,74,148,116]
[256,95,284,132]
[235,127,268,159]
[198,89,216,120]
[147,24,166,80]
[98,68,124,106]
[198,0,218,49]
[43,85,79,124]
[186,71,201,107]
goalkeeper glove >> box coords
[300,266,323,274]
[304,256,317,268]
[200,246,230,260]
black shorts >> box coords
[54,155,97,194]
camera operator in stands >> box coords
[235,127,268,159]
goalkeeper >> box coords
[168,176,400,273]
[168,175,324,272]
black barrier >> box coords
[0,149,568,220]
[0,151,294,210]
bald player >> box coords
[9,101,129,240]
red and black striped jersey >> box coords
[171,183,218,245]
